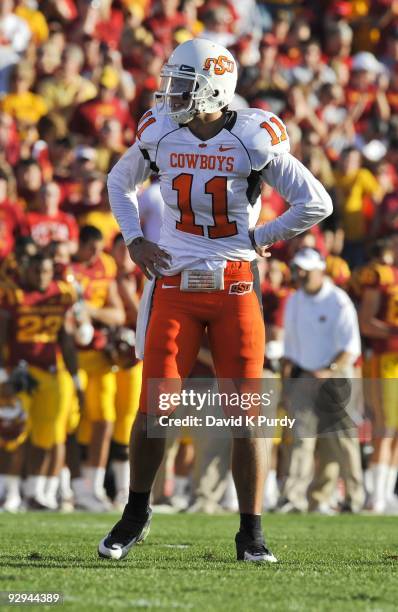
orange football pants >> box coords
[139,261,265,414]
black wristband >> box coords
[248,228,257,250]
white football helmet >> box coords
[155,38,238,125]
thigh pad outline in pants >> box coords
[139,264,265,416]
[139,283,206,415]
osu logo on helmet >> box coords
[203,55,235,75]
[229,281,253,295]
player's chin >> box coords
[170,101,187,112]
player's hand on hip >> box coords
[127,237,172,279]
[249,229,271,258]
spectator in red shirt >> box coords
[238,34,288,110]
[372,162,398,236]
[71,66,134,142]
[345,52,390,134]
[261,258,292,373]
[0,168,26,260]
[24,181,78,253]
[144,0,187,52]
[262,259,292,335]
[94,0,125,50]
[61,169,104,218]
[15,158,43,210]
[324,20,353,67]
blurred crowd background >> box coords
[0,0,398,516]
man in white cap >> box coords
[278,247,364,514]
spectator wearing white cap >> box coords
[0,0,31,54]
[347,51,390,132]
[278,247,364,514]
[352,52,384,75]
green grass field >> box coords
[0,512,397,611]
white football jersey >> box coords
[136,106,289,270]
[108,106,332,274]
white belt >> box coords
[180,269,224,292]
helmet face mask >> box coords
[154,39,237,125]
[156,66,217,124]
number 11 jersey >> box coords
[132,107,289,271]
[108,105,332,275]
[136,107,289,270]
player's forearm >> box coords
[87,306,125,327]
[107,143,150,245]
[359,318,395,339]
[108,180,143,246]
[59,329,79,377]
[255,153,333,246]
[117,279,139,325]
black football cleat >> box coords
[235,529,278,563]
[98,509,152,560]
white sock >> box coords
[5,475,21,500]
[83,466,106,498]
[386,466,398,502]
[45,476,59,506]
[112,460,130,496]
[264,469,279,510]
[372,464,389,511]
[364,468,374,496]
[24,475,46,500]
[59,467,73,500]
[173,475,188,498]
[71,477,90,498]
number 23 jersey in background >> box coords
[0,279,76,371]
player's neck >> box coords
[187,111,226,141]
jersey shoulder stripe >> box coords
[232,108,290,171]
[136,106,176,151]
[137,110,156,141]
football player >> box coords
[99,39,332,562]
[71,225,124,508]
[0,363,36,511]
[0,252,82,509]
[109,233,143,509]
[359,232,398,513]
